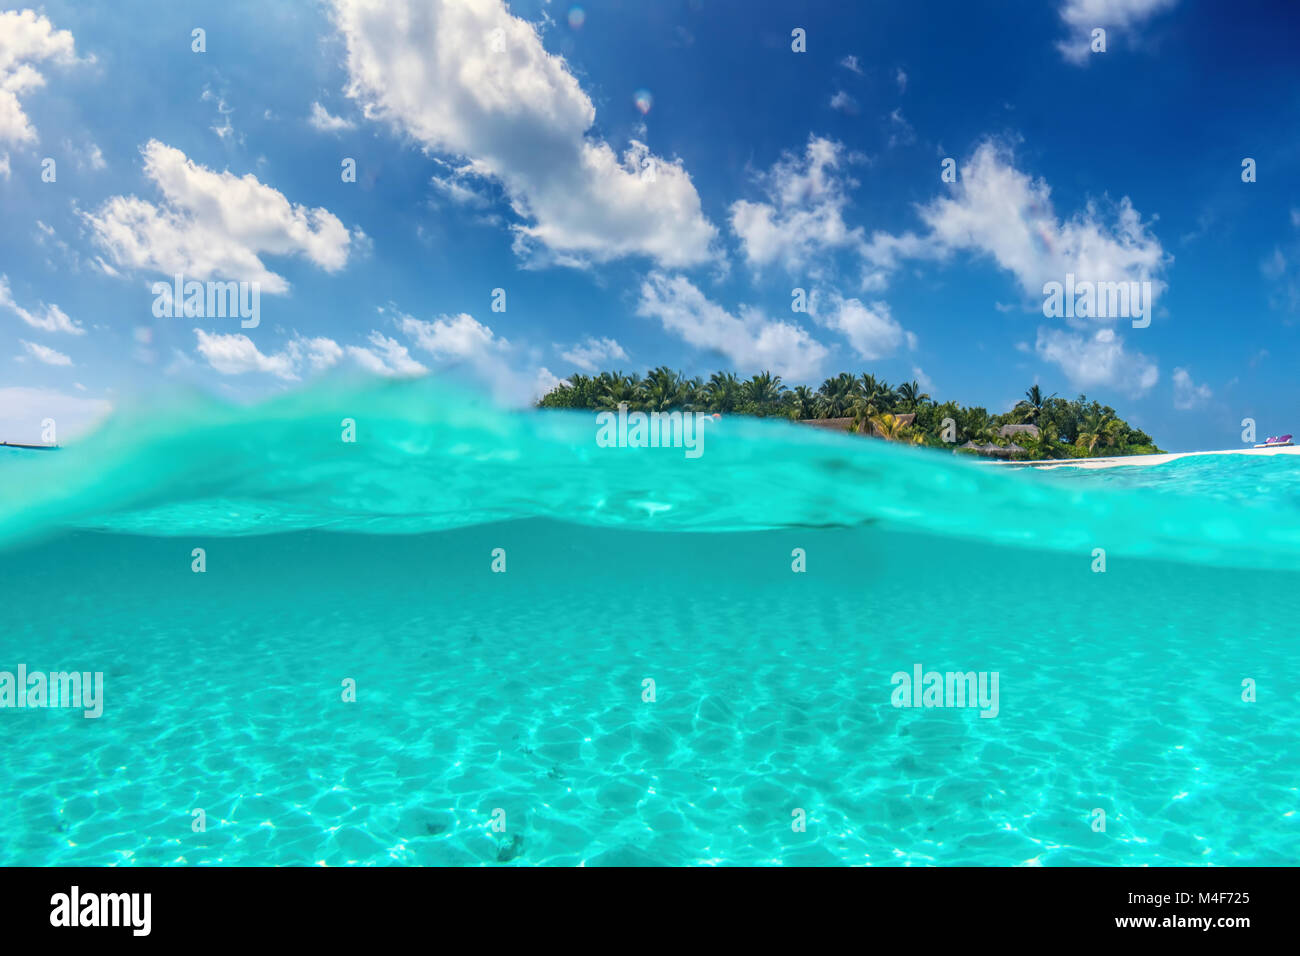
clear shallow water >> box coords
[1,380,1297,865]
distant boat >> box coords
[1255,434,1293,447]
[0,441,59,450]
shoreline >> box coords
[990,445,1300,470]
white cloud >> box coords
[287,335,345,372]
[0,386,110,442]
[63,138,105,170]
[886,108,915,148]
[839,55,862,74]
[194,329,299,379]
[83,140,356,294]
[0,274,84,334]
[430,166,493,207]
[814,295,911,361]
[559,335,627,372]
[533,366,563,398]
[346,331,427,377]
[636,272,828,380]
[193,326,428,381]
[330,0,716,268]
[0,9,80,146]
[398,312,504,361]
[0,151,9,179]
[1172,366,1211,410]
[185,308,573,406]
[914,140,1169,307]
[392,309,556,402]
[729,135,865,275]
[200,88,241,144]
[1056,0,1179,64]
[895,68,908,93]
[829,91,858,114]
[17,339,71,365]
[1035,326,1158,394]
[308,101,356,132]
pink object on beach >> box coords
[1265,435,1292,444]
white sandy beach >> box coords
[994,445,1300,470]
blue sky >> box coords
[1,0,1298,449]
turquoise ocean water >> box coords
[1,380,1296,866]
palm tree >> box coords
[704,371,741,413]
[1014,384,1056,425]
[896,380,930,411]
[1075,412,1122,455]
[858,374,898,414]
[642,366,695,411]
[742,370,785,414]
[816,372,858,417]
[1017,422,1061,460]
[789,385,816,420]
[858,412,923,444]
[594,371,642,410]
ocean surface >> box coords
[1,380,1296,866]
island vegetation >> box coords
[537,369,1164,460]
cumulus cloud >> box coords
[559,335,627,372]
[17,339,71,365]
[192,328,419,381]
[533,365,563,397]
[330,0,716,268]
[0,274,84,334]
[0,9,80,146]
[193,329,299,379]
[82,140,356,294]
[814,295,911,361]
[188,305,553,403]
[346,331,427,377]
[1035,326,1158,394]
[188,312,566,401]
[308,101,355,132]
[914,140,1169,305]
[1056,0,1179,64]
[393,309,560,401]
[1171,366,1211,410]
[287,335,345,372]
[636,272,828,380]
[729,135,866,275]
[398,312,504,361]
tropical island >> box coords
[537,369,1164,460]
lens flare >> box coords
[567,7,585,29]
[634,89,653,114]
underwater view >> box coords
[1,381,1296,866]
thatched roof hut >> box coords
[999,423,1040,439]
[959,440,1025,458]
[797,417,856,432]
[795,412,917,439]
